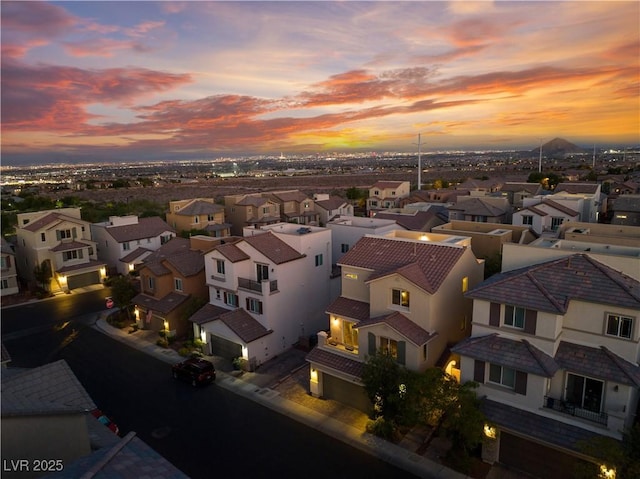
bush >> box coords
[366,417,396,440]
[178,347,191,357]
[156,338,168,348]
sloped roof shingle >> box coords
[243,232,304,264]
[326,297,370,321]
[219,309,272,343]
[105,216,174,243]
[175,200,223,216]
[306,347,365,379]
[356,311,436,346]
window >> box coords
[566,373,603,413]
[341,243,349,253]
[1,279,8,289]
[462,276,468,293]
[216,259,225,275]
[315,254,323,267]
[474,215,488,223]
[422,344,428,361]
[216,289,221,300]
[0,257,9,269]
[262,207,268,214]
[522,215,533,226]
[246,297,263,314]
[58,229,72,239]
[224,291,239,307]
[147,238,151,243]
[304,202,309,209]
[256,263,269,281]
[41,233,46,242]
[174,278,183,291]
[374,190,379,196]
[147,276,155,290]
[606,314,633,339]
[489,364,515,388]
[123,242,130,251]
[551,217,564,230]
[161,235,172,245]
[344,272,358,280]
[343,320,358,350]
[208,214,216,221]
[62,250,83,261]
[380,337,398,359]
[88,247,94,256]
[194,216,199,224]
[392,288,410,308]
[504,305,525,329]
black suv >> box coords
[172,358,216,386]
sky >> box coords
[1,1,639,165]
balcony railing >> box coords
[543,396,608,426]
[238,278,279,295]
[326,337,358,355]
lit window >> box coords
[606,314,633,339]
[380,337,398,359]
[344,272,358,280]
[462,276,468,293]
[392,288,410,308]
[489,364,515,389]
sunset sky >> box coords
[1,1,638,165]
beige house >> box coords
[224,194,281,236]
[306,230,484,412]
[166,198,231,237]
[1,237,19,296]
[15,208,105,292]
[263,190,320,226]
[559,221,640,248]
[366,181,411,216]
[452,254,640,478]
[447,196,512,224]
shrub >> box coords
[366,417,396,440]
[178,347,191,357]
[156,338,168,348]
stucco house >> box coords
[190,223,335,369]
[15,208,106,292]
[1,237,19,296]
[91,215,175,276]
[499,182,543,209]
[451,254,640,478]
[306,230,485,412]
[447,196,512,224]
[512,199,580,235]
[366,181,411,216]
[263,190,320,226]
[314,194,354,225]
[165,198,231,237]
[224,194,281,236]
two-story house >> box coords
[91,216,175,276]
[1,237,19,296]
[306,230,485,412]
[451,254,640,479]
[165,198,231,237]
[264,190,320,226]
[447,196,512,224]
[132,236,218,337]
[224,194,281,236]
[512,198,580,235]
[499,182,543,210]
[313,194,354,225]
[15,208,105,292]
[366,181,410,217]
[190,224,334,369]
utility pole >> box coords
[538,138,543,173]
[417,133,422,191]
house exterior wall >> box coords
[559,221,640,248]
[328,216,403,265]
[1,249,19,296]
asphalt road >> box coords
[1,293,415,479]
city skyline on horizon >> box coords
[1,1,639,166]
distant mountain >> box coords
[531,137,588,157]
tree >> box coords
[361,351,410,420]
[33,260,52,291]
[110,275,137,320]
[574,423,640,479]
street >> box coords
[1,292,414,478]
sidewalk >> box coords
[94,313,473,479]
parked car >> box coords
[172,357,216,386]
[91,409,119,435]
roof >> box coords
[481,398,608,453]
[47,432,188,479]
[105,216,174,243]
[188,303,232,325]
[555,341,640,387]
[326,297,370,321]
[133,292,190,314]
[448,197,508,216]
[554,183,600,195]
[451,334,558,377]
[50,240,90,252]
[57,259,106,274]
[375,209,442,231]
[1,360,96,417]
[370,181,406,189]
[22,212,84,232]
[315,196,348,211]
[339,236,465,294]
[243,232,304,264]
[219,308,272,343]
[1,237,15,255]
[269,190,309,203]
[540,199,580,217]
[141,237,204,277]
[120,247,152,263]
[501,183,542,194]
[519,205,548,217]
[174,200,223,216]
[466,254,640,314]
[613,194,640,212]
[204,222,232,232]
[236,195,271,207]
[356,311,436,346]
[306,347,365,380]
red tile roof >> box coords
[105,217,174,242]
[22,212,81,232]
[215,242,250,263]
[243,232,304,264]
[326,297,370,321]
[219,308,272,343]
[356,311,436,346]
[306,347,364,380]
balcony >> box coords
[325,336,358,355]
[543,396,608,426]
[238,278,278,295]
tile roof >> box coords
[451,334,558,377]
[120,247,152,263]
[520,205,548,216]
[466,254,640,313]
[448,198,507,217]
[371,181,406,189]
[269,190,309,203]
[243,231,305,264]
[613,195,640,212]
[105,217,174,243]
[57,259,106,274]
[555,341,640,387]
[188,303,233,325]
[204,222,232,232]
[219,308,272,343]
[50,240,90,252]
[306,347,365,380]
[215,242,250,262]
[339,236,465,294]
[165,250,205,277]
[21,212,70,232]
[141,237,204,277]
[356,311,436,346]
[236,195,270,207]
[48,432,188,479]
[554,183,600,194]
[315,196,348,211]
[501,183,542,194]
[174,200,223,216]
[326,296,370,321]
[541,199,580,216]
[374,210,439,231]
[133,292,190,314]
[480,398,608,453]
[1,237,15,255]
[1,360,96,416]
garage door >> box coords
[209,334,242,360]
[499,432,587,479]
[67,271,101,290]
[323,373,371,413]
